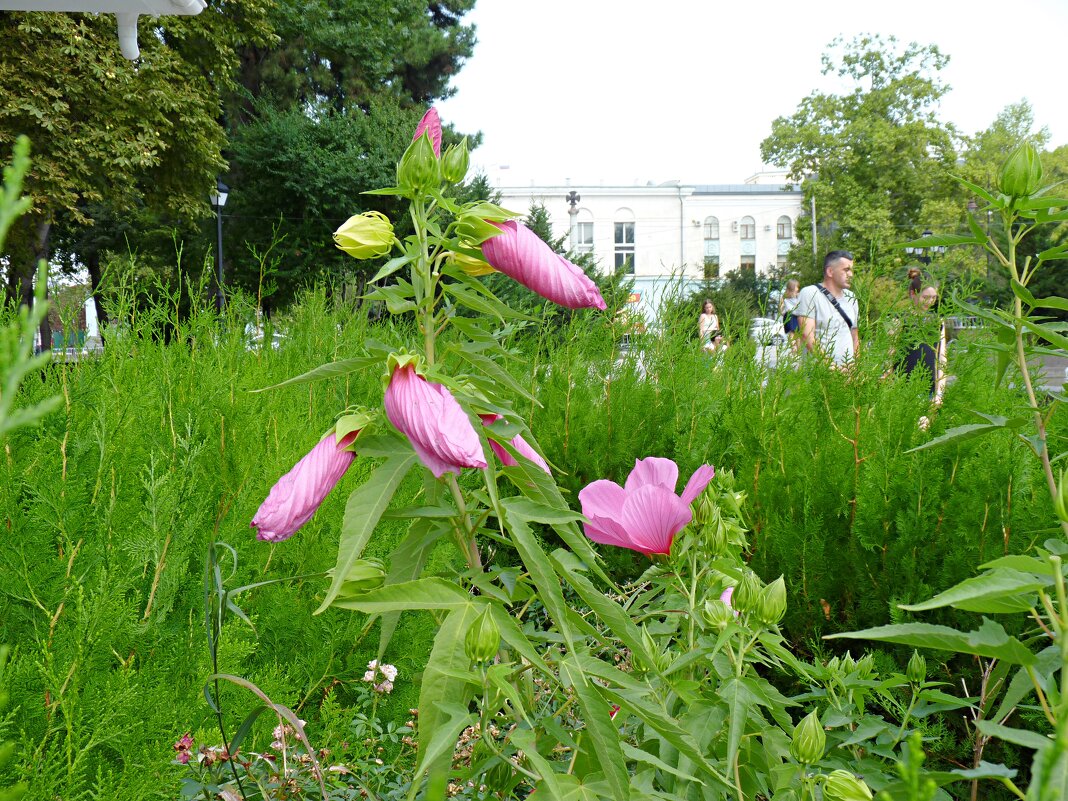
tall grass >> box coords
[0,272,1059,798]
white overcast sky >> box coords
[437,0,1068,187]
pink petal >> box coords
[251,431,358,542]
[679,464,716,506]
[385,365,487,477]
[579,479,627,521]
[619,485,692,555]
[582,513,639,550]
[624,457,679,494]
[480,414,550,474]
[412,107,442,157]
[481,221,606,310]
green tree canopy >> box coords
[760,34,960,271]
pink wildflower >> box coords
[251,430,359,542]
[578,457,715,555]
[384,364,487,477]
[173,733,194,764]
[481,220,606,310]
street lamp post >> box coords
[904,228,945,267]
[566,191,581,251]
[210,178,229,312]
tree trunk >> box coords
[33,218,52,353]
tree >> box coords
[761,35,961,269]
[0,6,272,330]
[229,0,476,122]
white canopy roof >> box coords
[0,0,207,59]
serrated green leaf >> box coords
[899,568,1050,613]
[827,619,1036,665]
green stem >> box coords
[446,474,481,571]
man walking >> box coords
[796,250,858,367]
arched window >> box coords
[575,209,594,253]
[776,215,792,240]
[739,216,756,240]
[703,216,719,242]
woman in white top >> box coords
[699,299,722,353]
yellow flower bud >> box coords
[448,250,496,277]
[823,770,873,801]
[334,211,394,259]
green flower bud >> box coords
[465,607,500,664]
[998,142,1043,198]
[702,599,735,631]
[397,133,440,192]
[732,570,762,614]
[692,490,716,526]
[441,137,470,184]
[789,709,825,765]
[334,211,394,259]
[839,652,856,675]
[704,522,727,557]
[334,558,386,600]
[906,650,926,686]
[1054,467,1068,524]
[856,654,876,678]
[757,576,787,626]
[822,770,873,801]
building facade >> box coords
[497,178,804,321]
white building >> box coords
[497,176,804,321]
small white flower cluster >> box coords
[363,659,398,693]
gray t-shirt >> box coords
[796,284,858,365]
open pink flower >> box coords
[252,430,359,542]
[385,364,487,477]
[578,457,715,555]
[413,107,442,157]
[479,414,550,474]
[481,220,606,310]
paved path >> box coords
[1036,353,1068,392]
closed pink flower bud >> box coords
[413,107,442,157]
[479,414,550,474]
[579,457,715,555]
[385,364,487,477]
[251,430,359,542]
[481,220,606,310]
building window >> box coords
[777,255,788,271]
[575,221,594,253]
[614,221,635,273]
[740,255,756,273]
[703,216,720,259]
[777,216,792,240]
[740,216,756,240]
[703,257,720,280]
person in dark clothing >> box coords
[894,269,947,428]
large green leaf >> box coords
[454,349,538,405]
[1020,316,1068,352]
[560,655,630,800]
[509,727,567,798]
[316,453,418,613]
[899,568,1051,613]
[332,578,474,614]
[550,549,657,671]
[501,498,574,650]
[720,677,757,772]
[621,743,703,785]
[991,645,1062,723]
[412,607,479,800]
[974,720,1052,751]
[376,515,449,657]
[827,619,1036,665]
[906,416,1028,454]
[251,355,380,392]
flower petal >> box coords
[385,365,487,477]
[412,107,442,157]
[624,457,679,494]
[679,464,716,506]
[251,431,358,542]
[481,221,606,310]
[619,485,692,555]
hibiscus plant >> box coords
[237,110,1016,800]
